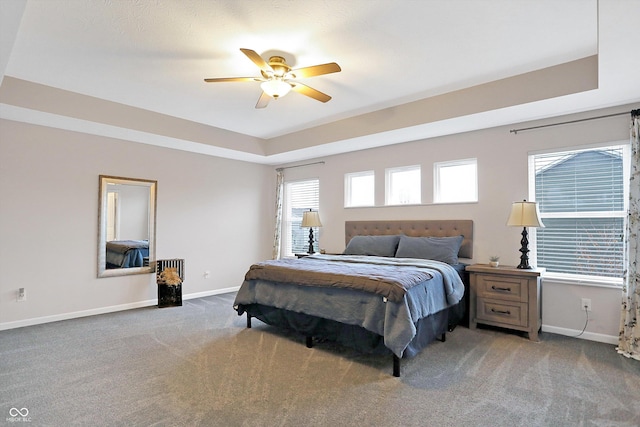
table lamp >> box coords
[301,209,322,254]
[506,200,544,269]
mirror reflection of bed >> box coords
[105,240,149,269]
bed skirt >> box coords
[239,302,451,359]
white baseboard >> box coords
[1,295,621,346]
[0,286,240,331]
[182,286,239,300]
[541,324,618,345]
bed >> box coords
[233,220,473,376]
[105,239,149,269]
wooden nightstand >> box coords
[466,264,545,341]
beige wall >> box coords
[1,103,633,344]
[282,104,634,344]
[0,119,274,329]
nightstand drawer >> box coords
[476,275,527,303]
[476,299,527,327]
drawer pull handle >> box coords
[491,308,511,315]
[491,285,512,292]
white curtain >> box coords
[617,111,640,361]
[271,168,285,259]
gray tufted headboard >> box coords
[345,220,473,259]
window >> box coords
[106,190,120,241]
[283,179,320,256]
[530,144,628,282]
[385,165,421,205]
[345,171,375,207]
[434,158,478,203]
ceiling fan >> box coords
[204,48,341,109]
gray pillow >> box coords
[343,235,401,257]
[395,235,464,265]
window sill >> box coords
[344,201,479,209]
[543,273,623,289]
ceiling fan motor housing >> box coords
[264,56,291,78]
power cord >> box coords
[569,305,589,338]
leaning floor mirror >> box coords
[98,175,157,278]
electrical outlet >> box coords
[17,287,26,302]
[581,298,591,312]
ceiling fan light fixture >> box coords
[260,79,291,99]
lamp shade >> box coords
[301,210,322,228]
[506,201,544,228]
[260,79,291,98]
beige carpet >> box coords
[1,292,639,426]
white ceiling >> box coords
[1,0,639,165]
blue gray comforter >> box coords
[106,240,149,268]
[234,254,465,357]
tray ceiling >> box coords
[1,0,638,164]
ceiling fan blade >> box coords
[240,48,273,73]
[290,82,332,103]
[290,62,341,79]
[204,77,261,83]
[255,92,271,109]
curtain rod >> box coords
[509,110,633,134]
[276,161,325,171]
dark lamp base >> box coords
[516,227,533,270]
[307,227,316,254]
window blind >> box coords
[283,179,320,256]
[532,146,625,279]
